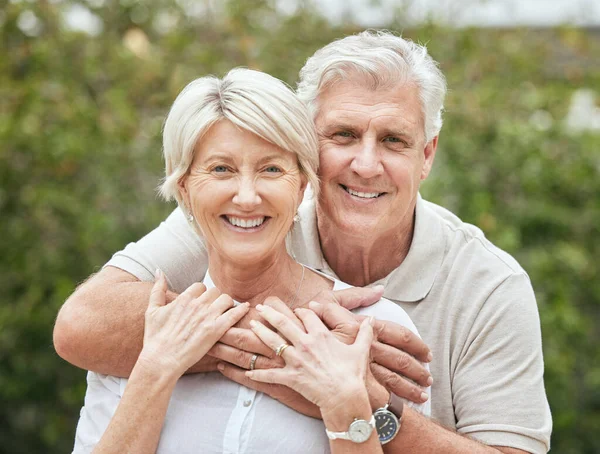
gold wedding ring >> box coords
[275,343,290,357]
[249,354,258,371]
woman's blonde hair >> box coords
[159,68,320,206]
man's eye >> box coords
[265,166,282,173]
[335,131,353,138]
[384,136,406,145]
[213,165,229,172]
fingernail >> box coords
[255,304,264,312]
[368,316,375,326]
[426,352,433,362]
[421,392,429,402]
[249,320,257,328]
[217,363,224,372]
[155,268,162,280]
[245,371,253,378]
[427,376,433,386]
[373,284,385,293]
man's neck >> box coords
[316,210,415,288]
[207,247,301,306]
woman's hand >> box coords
[309,300,432,404]
[138,270,250,378]
[245,304,374,413]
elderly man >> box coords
[54,31,551,453]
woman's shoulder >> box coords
[332,278,421,337]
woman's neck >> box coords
[206,247,304,307]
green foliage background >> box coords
[1,1,599,452]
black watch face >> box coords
[375,411,399,444]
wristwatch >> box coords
[374,393,404,444]
[325,415,376,443]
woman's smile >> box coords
[221,215,271,232]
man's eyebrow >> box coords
[320,123,359,133]
[381,128,412,138]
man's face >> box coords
[315,79,437,240]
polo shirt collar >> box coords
[291,193,445,303]
[377,194,446,302]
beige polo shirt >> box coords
[107,194,552,453]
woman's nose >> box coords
[350,142,384,179]
[232,177,261,208]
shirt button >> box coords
[243,400,252,407]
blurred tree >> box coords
[0,1,598,452]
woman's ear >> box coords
[177,176,191,213]
[299,172,308,196]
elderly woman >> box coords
[72,68,427,453]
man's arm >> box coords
[384,407,530,454]
[54,207,212,377]
[54,266,221,377]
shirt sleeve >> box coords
[452,272,552,453]
[72,372,122,453]
[105,207,209,294]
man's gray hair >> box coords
[160,68,319,207]
[297,30,447,142]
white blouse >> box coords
[72,271,429,454]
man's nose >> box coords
[350,141,384,179]
[232,176,262,208]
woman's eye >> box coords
[265,166,282,173]
[213,165,228,173]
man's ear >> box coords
[421,135,438,180]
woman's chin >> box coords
[220,246,276,267]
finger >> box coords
[312,286,384,310]
[208,343,283,370]
[248,319,288,353]
[255,304,306,346]
[179,282,208,303]
[371,341,431,387]
[148,269,167,308]
[215,303,250,334]
[245,368,289,386]
[293,308,329,335]
[370,362,429,404]
[371,319,432,363]
[354,317,375,353]
[217,362,287,392]
[308,301,360,331]
[263,296,304,330]
[220,327,275,358]
[207,293,235,315]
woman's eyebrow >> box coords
[255,154,290,165]
[200,153,234,163]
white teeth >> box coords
[226,216,265,228]
[345,187,382,199]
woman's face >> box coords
[179,120,306,266]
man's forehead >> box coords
[316,88,424,132]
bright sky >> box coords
[313,0,600,27]
[13,0,600,38]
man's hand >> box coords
[308,301,432,404]
[311,285,385,310]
